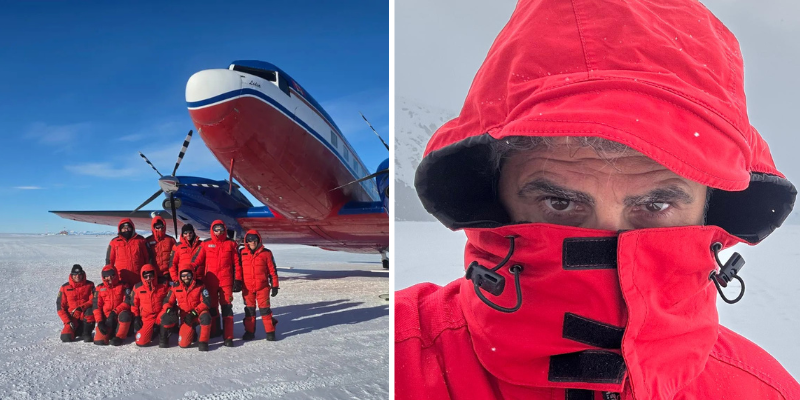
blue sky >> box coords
[0,1,388,233]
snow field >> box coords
[0,235,389,399]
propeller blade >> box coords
[169,193,179,237]
[330,168,389,191]
[171,130,193,176]
[359,112,389,151]
[139,152,163,177]
[132,189,164,213]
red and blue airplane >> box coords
[51,60,389,267]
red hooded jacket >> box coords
[161,271,211,317]
[191,220,242,285]
[144,216,176,278]
[130,264,170,319]
[399,0,799,398]
[93,265,131,321]
[106,218,150,285]
[169,234,203,282]
[57,271,94,324]
[239,230,279,291]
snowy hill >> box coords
[394,97,457,221]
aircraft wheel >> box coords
[382,259,389,269]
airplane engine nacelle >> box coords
[376,158,389,212]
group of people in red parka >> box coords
[57,216,280,351]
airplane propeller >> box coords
[331,114,389,192]
[130,130,193,236]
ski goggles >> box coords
[212,225,225,233]
[245,234,259,243]
[142,271,156,279]
[101,270,116,278]
[153,223,165,230]
[180,272,193,279]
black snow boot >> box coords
[82,322,95,343]
[158,327,170,348]
[242,331,255,341]
[198,342,209,352]
[223,339,234,347]
[266,332,276,341]
[110,337,123,346]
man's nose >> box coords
[589,205,634,232]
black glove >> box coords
[97,319,109,335]
[133,317,143,333]
[170,281,180,287]
[271,287,279,297]
[184,310,198,325]
[68,321,78,332]
[232,280,243,293]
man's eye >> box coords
[644,202,670,212]
[546,197,574,212]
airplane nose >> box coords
[186,69,243,124]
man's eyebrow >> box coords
[518,179,595,205]
[623,186,694,206]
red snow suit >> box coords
[106,218,150,286]
[169,235,202,282]
[239,230,279,334]
[131,264,170,346]
[92,265,132,343]
[160,270,212,347]
[401,0,799,398]
[191,220,241,339]
[144,216,176,279]
[57,271,95,340]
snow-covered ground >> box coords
[0,234,389,399]
[395,221,800,379]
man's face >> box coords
[180,272,193,285]
[142,270,155,283]
[153,222,164,232]
[182,230,195,242]
[71,272,83,283]
[120,224,132,233]
[102,273,115,285]
[498,140,707,231]
[213,225,225,236]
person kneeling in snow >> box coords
[92,265,132,346]
[130,264,171,347]
[57,264,95,342]
[160,267,212,351]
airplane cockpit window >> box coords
[231,65,277,82]
[331,131,339,148]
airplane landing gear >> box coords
[381,251,389,269]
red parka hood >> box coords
[151,216,166,241]
[101,264,120,286]
[118,218,135,233]
[415,0,795,244]
[210,219,228,242]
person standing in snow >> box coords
[106,218,149,286]
[56,264,95,342]
[239,230,280,341]
[395,0,800,398]
[190,220,242,347]
[169,224,203,285]
[144,216,176,280]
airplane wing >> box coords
[49,210,182,233]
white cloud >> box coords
[25,122,92,146]
[118,134,147,142]
[13,186,43,190]
[65,163,138,178]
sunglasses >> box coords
[180,274,193,279]
[182,231,194,235]
[154,225,165,230]
[71,272,82,276]
[213,227,225,232]
[142,272,155,279]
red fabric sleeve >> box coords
[132,290,141,317]
[233,243,243,281]
[169,250,180,282]
[114,287,132,314]
[57,287,71,324]
[106,243,115,266]
[266,250,279,288]
[191,246,206,273]
[93,291,104,321]
[79,283,95,310]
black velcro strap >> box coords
[566,389,594,400]
[563,313,624,349]
[562,238,617,270]
[549,351,626,384]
